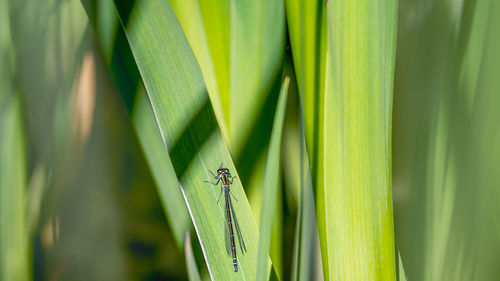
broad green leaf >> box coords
[0,93,29,281]
[185,232,202,281]
[256,78,289,281]
[320,0,398,280]
[287,0,398,279]
[170,3,287,275]
[170,0,286,156]
[81,0,191,247]
[111,0,267,279]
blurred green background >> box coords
[1,0,499,280]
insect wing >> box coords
[228,194,246,254]
[224,197,232,256]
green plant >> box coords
[1,0,500,280]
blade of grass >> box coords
[0,93,29,281]
[285,0,327,175]
[133,86,192,246]
[397,250,407,281]
[318,0,398,280]
[287,0,398,279]
[244,149,283,279]
[256,77,289,281]
[185,232,202,281]
[284,5,327,276]
[228,0,286,155]
[291,112,319,281]
[290,191,301,281]
[297,109,321,281]
[170,0,285,156]
[169,0,228,142]
[111,0,269,279]
[81,0,191,247]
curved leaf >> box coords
[81,0,191,247]
[170,0,286,156]
[111,0,265,279]
[256,78,289,281]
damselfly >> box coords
[206,165,246,272]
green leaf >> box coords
[291,110,319,281]
[318,0,398,280]
[285,0,327,170]
[170,0,286,156]
[256,77,289,281]
[185,232,202,281]
[226,0,285,154]
[0,93,29,281]
[397,250,407,281]
[289,0,398,279]
[81,0,191,247]
[133,87,192,247]
[111,0,264,279]
[169,0,230,141]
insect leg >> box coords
[229,189,238,202]
[217,186,223,203]
[209,170,219,179]
[204,177,220,185]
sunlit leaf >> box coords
[81,0,191,247]
[170,0,286,157]
[109,0,271,279]
[288,0,398,279]
[256,77,289,281]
